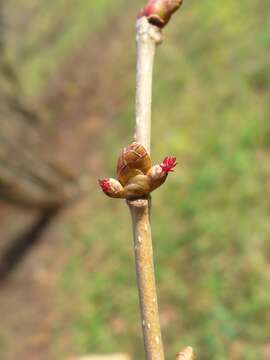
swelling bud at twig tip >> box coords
[138,0,184,28]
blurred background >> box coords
[0,0,269,359]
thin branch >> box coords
[128,1,195,359]
[127,15,164,360]
[128,198,164,359]
[134,17,162,153]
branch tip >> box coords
[138,0,184,28]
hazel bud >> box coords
[138,0,184,28]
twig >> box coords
[127,15,164,360]
[127,1,195,359]
[128,197,164,359]
[134,17,162,154]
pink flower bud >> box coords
[160,156,177,173]
[98,179,111,194]
[138,0,184,28]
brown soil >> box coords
[0,8,135,360]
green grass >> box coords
[5,0,125,96]
[17,0,270,358]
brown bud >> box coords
[98,142,177,200]
[138,0,184,28]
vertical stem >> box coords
[128,16,164,360]
[128,199,164,360]
[129,9,195,360]
[135,17,162,153]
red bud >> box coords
[138,0,184,28]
